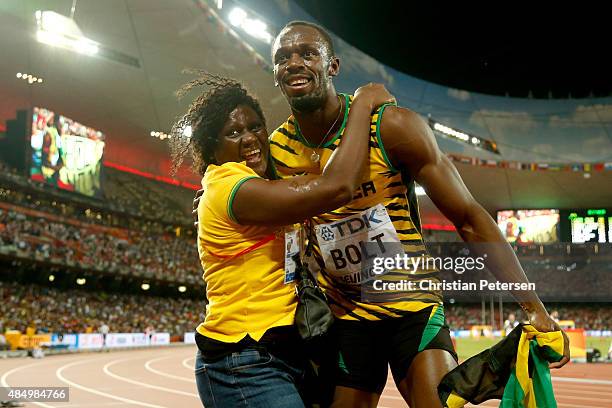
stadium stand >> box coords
[444,303,611,331]
[0,207,202,285]
[0,160,194,232]
[0,280,203,337]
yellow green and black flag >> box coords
[438,324,565,407]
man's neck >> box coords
[292,91,342,146]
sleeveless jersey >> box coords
[269,94,443,321]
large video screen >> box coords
[560,209,612,243]
[30,107,105,197]
[497,209,560,244]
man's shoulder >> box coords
[377,106,436,170]
[269,116,296,142]
[379,106,423,133]
[378,106,432,145]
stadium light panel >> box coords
[150,130,170,140]
[35,10,99,56]
[16,72,44,85]
[429,118,500,154]
[228,7,273,44]
[178,286,187,293]
[229,7,247,26]
[141,283,150,291]
[433,122,470,142]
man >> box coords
[267,21,569,408]
[99,321,109,346]
[504,313,519,335]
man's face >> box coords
[272,25,339,112]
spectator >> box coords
[503,313,519,335]
[0,281,204,336]
[99,322,109,341]
[551,310,560,323]
[0,332,9,351]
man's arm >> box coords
[380,106,569,368]
[234,85,394,226]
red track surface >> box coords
[1,345,610,407]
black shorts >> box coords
[330,304,457,394]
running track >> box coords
[1,345,611,407]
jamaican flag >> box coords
[438,324,565,407]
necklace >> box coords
[309,95,343,163]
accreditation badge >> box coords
[314,203,404,286]
[283,225,302,284]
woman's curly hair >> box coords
[170,70,265,176]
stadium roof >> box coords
[0,0,291,179]
[295,1,611,99]
[0,0,610,215]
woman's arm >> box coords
[232,83,394,226]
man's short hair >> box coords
[281,20,335,56]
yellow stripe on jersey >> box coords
[196,161,296,342]
[269,95,442,321]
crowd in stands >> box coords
[0,281,203,336]
[422,229,461,242]
[1,159,611,339]
[2,200,611,292]
[1,280,608,337]
[0,208,202,285]
[0,160,195,231]
[102,167,194,226]
[444,303,612,331]
[445,303,523,331]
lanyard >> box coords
[205,233,276,261]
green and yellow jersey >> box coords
[269,94,442,321]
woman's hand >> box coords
[353,83,396,111]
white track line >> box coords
[144,356,195,383]
[53,403,127,407]
[181,356,195,370]
[1,361,59,408]
[553,376,612,385]
[103,358,199,398]
[467,402,604,408]
[56,359,168,408]
[380,394,403,401]
[553,387,612,397]
[558,404,610,408]
[555,395,611,403]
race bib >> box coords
[314,203,404,286]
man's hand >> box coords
[526,307,571,369]
[193,189,204,229]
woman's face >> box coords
[213,104,269,177]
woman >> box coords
[171,72,394,408]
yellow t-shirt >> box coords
[195,161,297,343]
